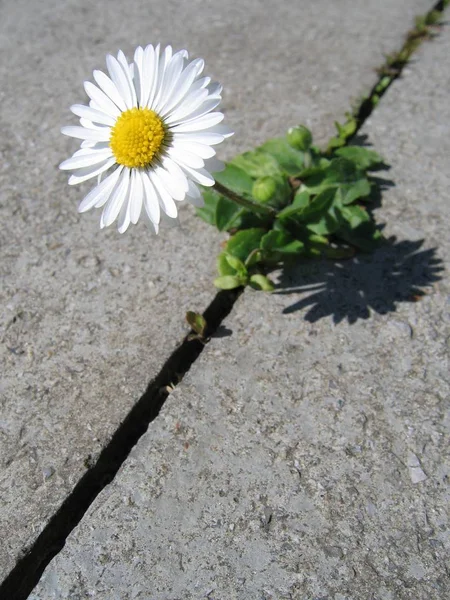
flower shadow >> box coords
[276,237,443,324]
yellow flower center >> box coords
[109,108,166,168]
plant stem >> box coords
[213,181,277,218]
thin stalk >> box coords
[213,181,277,218]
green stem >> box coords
[213,181,277,218]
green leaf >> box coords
[298,188,336,222]
[339,178,371,205]
[249,274,275,292]
[335,146,383,170]
[225,253,246,272]
[326,158,361,184]
[215,196,241,231]
[214,275,246,290]
[338,204,370,228]
[185,311,207,337]
[302,158,365,196]
[259,137,305,176]
[260,230,304,256]
[306,209,340,235]
[195,188,220,226]
[217,252,248,277]
[244,249,263,267]
[276,190,310,219]
[217,252,237,276]
[226,228,266,261]
[251,175,291,209]
[214,163,254,196]
[335,223,383,252]
[231,150,281,178]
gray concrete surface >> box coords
[1,0,434,583]
[31,21,450,600]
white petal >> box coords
[71,105,116,126]
[146,44,161,108]
[78,166,123,212]
[141,44,156,107]
[61,125,111,142]
[178,163,215,187]
[185,180,204,207]
[68,157,116,185]
[161,156,190,192]
[208,124,234,138]
[133,46,144,107]
[167,146,205,169]
[130,169,144,224]
[117,188,132,233]
[172,131,225,146]
[165,89,209,124]
[170,112,224,133]
[106,54,134,109]
[93,70,128,112]
[168,98,221,127]
[59,148,113,170]
[173,140,216,159]
[148,169,178,218]
[189,76,211,94]
[154,51,185,113]
[206,82,223,97]
[116,50,137,106]
[101,168,131,227]
[155,166,186,202]
[84,81,121,118]
[79,118,109,130]
[141,171,161,225]
[159,58,205,117]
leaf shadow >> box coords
[275,237,443,324]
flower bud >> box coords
[287,125,312,151]
[252,176,278,204]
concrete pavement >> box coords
[28,11,450,600]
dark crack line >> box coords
[0,288,242,600]
[338,0,448,146]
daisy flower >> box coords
[60,45,232,233]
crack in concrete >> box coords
[0,289,242,600]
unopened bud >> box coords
[252,176,278,204]
[287,125,312,151]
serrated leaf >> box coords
[214,275,246,290]
[226,228,266,261]
[186,311,207,337]
[249,274,275,292]
[230,150,281,178]
[259,137,305,176]
[335,146,383,170]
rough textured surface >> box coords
[0,0,434,582]
[32,23,450,600]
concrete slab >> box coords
[31,22,450,600]
[0,0,434,585]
